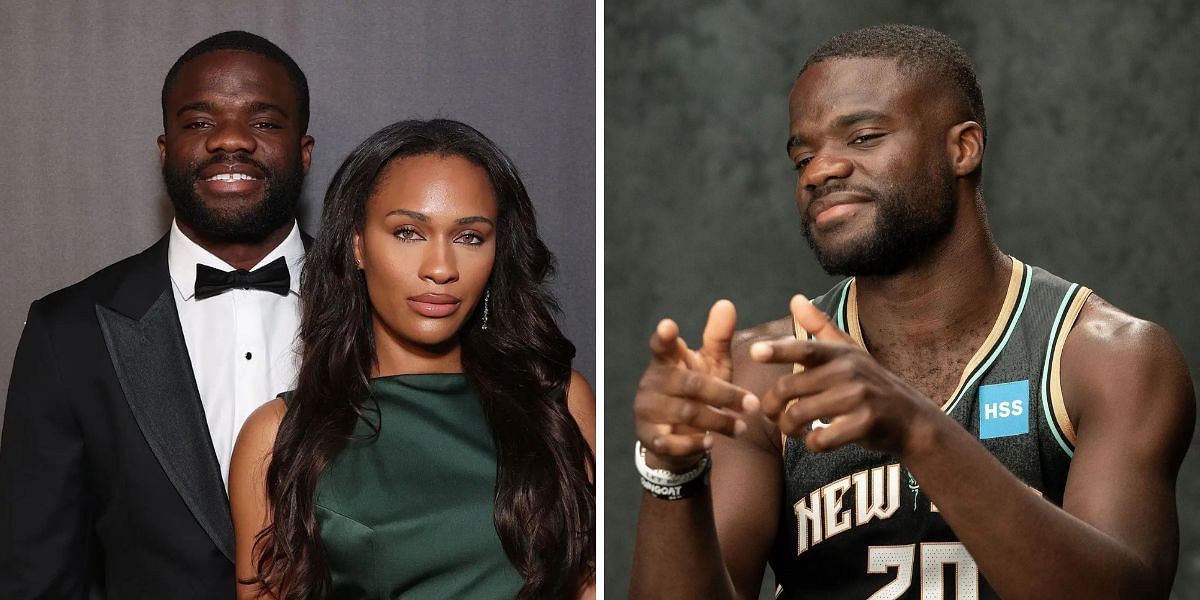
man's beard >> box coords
[163,151,304,243]
[801,162,957,277]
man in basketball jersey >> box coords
[630,25,1194,599]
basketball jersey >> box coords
[768,258,1091,599]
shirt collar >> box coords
[168,220,305,301]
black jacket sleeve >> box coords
[0,300,92,599]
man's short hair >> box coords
[161,30,310,134]
[800,24,986,147]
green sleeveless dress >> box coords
[313,373,524,599]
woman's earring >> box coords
[481,289,490,330]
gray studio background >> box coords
[0,1,595,423]
[606,1,1200,597]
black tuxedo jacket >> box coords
[0,235,256,598]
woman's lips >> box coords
[407,294,462,318]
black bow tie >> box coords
[194,257,291,300]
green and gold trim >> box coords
[1040,283,1091,457]
[794,259,1032,416]
[941,258,1031,415]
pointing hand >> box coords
[634,300,759,471]
[749,295,939,455]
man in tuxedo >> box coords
[0,31,314,597]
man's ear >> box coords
[947,121,984,177]
[299,135,314,175]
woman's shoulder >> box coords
[566,370,593,407]
[234,397,289,461]
[566,370,595,452]
[249,396,288,430]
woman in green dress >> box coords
[229,119,596,599]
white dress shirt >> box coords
[167,220,303,490]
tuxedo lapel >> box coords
[95,239,234,563]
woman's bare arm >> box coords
[229,398,287,600]
[567,370,597,455]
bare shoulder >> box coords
[229,398,287,516]
[730,316,794,397]
[1070,294,1176,350]
[1063,294,1191,387]
[566,370,596,452]
[1062,293,1194,443]
[240,398,288,446]
[231,397,288,471]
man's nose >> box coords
[799,154,853,191]
[205,120,257,155]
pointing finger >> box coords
[634,394,746,437]
[699,300,737,368]
[650,432,713,457]
[649,319,685,365]
[749,338,854,366]
[790,294,852,343]
[649,369,758,412]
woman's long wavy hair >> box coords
[251,119,594,598]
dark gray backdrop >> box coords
[0,1,596,422]
[605,1,1200,597]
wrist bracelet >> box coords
[634,440,710,486]
[635,440,712,500]
[640,467,710,501]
